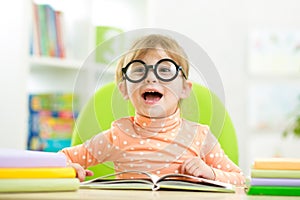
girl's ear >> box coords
[118,81,129,100]
[180,80,192,99]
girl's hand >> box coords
[68,163,94,182]
[180,157,215,180]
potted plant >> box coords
[283,96,300,138]
[283,114,300,138]
[274,96,300,158]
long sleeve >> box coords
[60,115,246,186]
[60,129,119,169]
[201,129,245,186]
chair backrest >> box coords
[71,82,239,180]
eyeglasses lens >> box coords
[156,60,177,80]
[126,60,178,82]
[126,62,146,82]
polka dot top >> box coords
[61,109,245,186]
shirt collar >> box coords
[133,109,181,134]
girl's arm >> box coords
[201,130,246,186]
[60,130,116,181]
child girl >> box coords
[61,34,245,186]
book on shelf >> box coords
[37,4,49,56]
[80,170,235,193]
[31,2,40,56]
[0,167,75,179]
[31,3,65,58]
[253,158,300,170]
[27,93,78,152]
[0,178,80,193]
[0,148,66,168]
[54,10,65,58]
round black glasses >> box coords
[122,58,187,83]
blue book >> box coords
[45,4,58,57]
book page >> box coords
[80,170,234,192]
[81,170,158,184]
[157,173,233,188]
[80,171,159,190]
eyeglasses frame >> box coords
[122,58,187,83]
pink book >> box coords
[0,148,67,168]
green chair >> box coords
[71,82,239,180]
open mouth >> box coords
[142,91,163,104]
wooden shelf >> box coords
[29,56,83,70]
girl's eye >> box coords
[158,66,171,73]
[132,67,145,73]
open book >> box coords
[80,171,235,193]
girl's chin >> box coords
[138,106,175,118]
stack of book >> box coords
[30,3,65,58]
[0,149,79,192]
[27,93,78,152]
[247,158,300,196]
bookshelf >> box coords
[27,0,149,151]
[29,56,82,70]
[28,0,149,93]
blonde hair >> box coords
[115,34,189,82]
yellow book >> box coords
[0,167,76,178]
[253,158,300,170]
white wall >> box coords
[147,0,300,175]
[0,1,29,149]
[0,0,299,176]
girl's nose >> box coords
[145,70,158,83]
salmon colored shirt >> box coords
[61,109,245,186]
